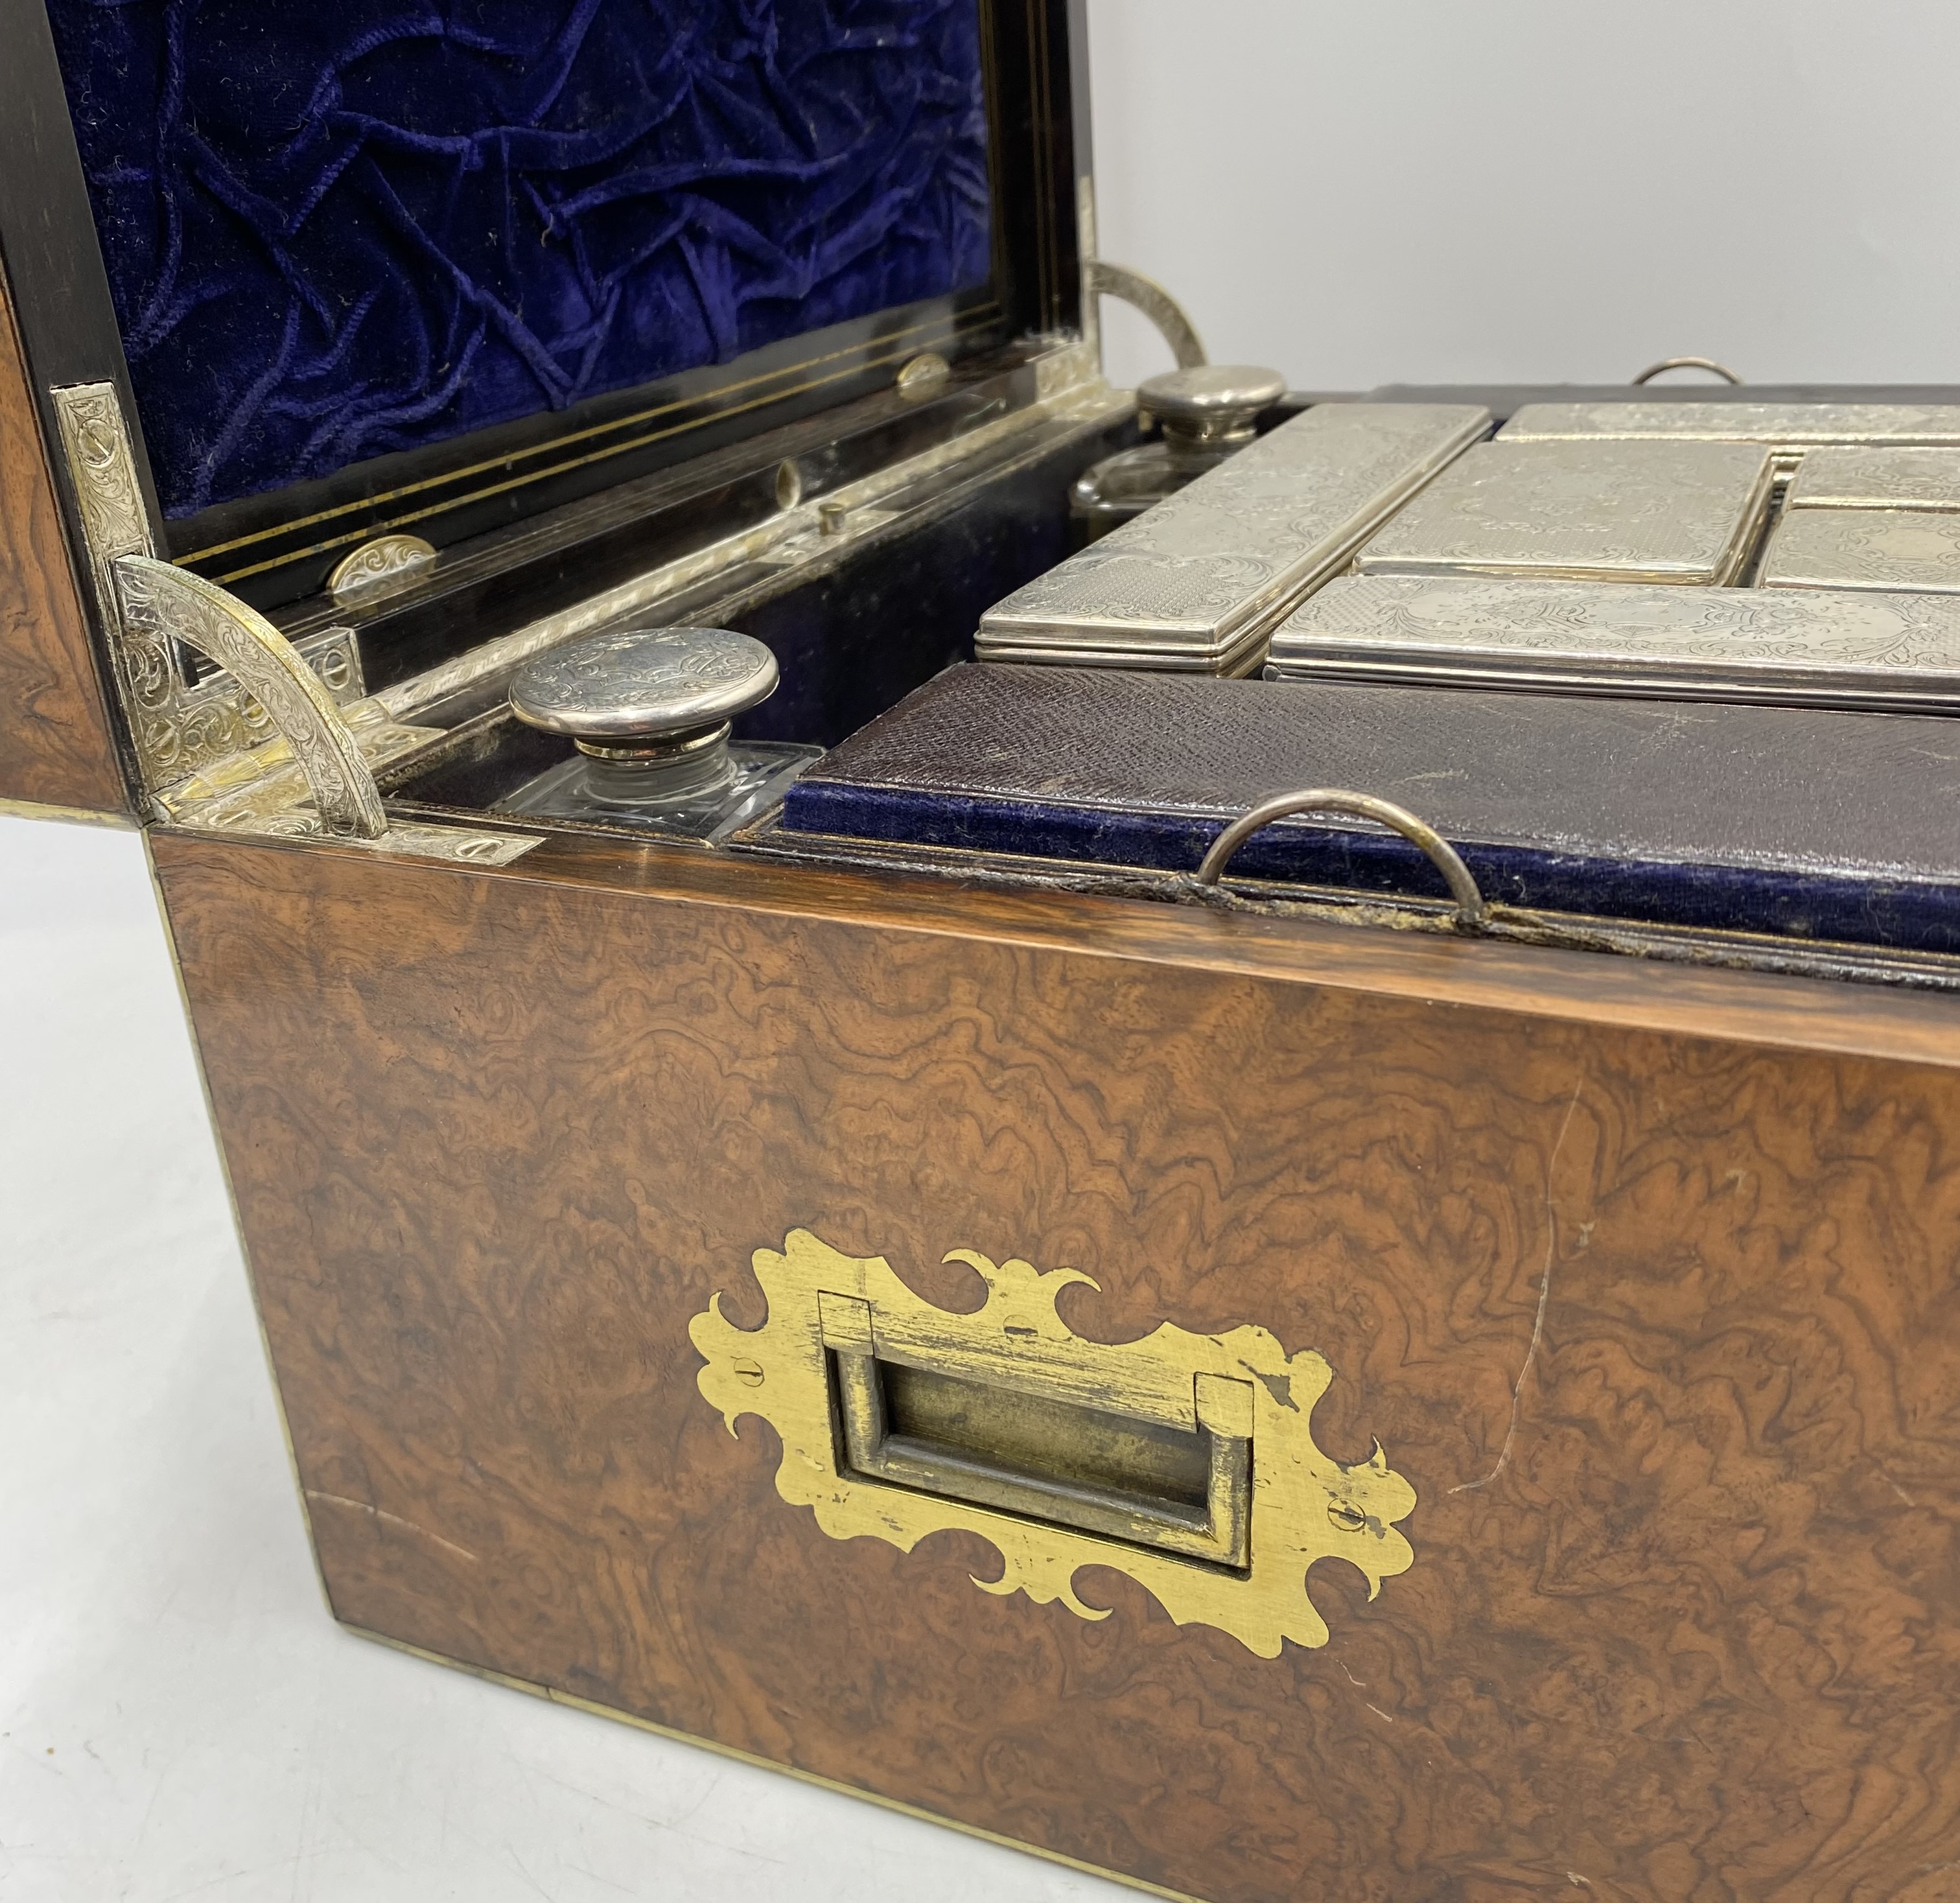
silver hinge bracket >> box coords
[1083,260,1208,371]
[51,382,537,865]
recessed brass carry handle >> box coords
[820,1292,1252,1569]
[693,1231,1422,1655]
[1194,787,1488,929]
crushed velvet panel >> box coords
[45,0,992,518]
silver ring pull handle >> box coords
[1194,788,1488,928]
[1631,356,1744,386]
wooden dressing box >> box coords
[6,6,1960,1899]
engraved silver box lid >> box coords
[1355,438,1776,587]
[1500,401,1960,448]
[1760,509,1960,596]
[976,401,1490,673]
[1785,446,1960,513]
[1265,572,1960,713]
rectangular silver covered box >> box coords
[1266,571,1960,712]
[976,401,1489,672]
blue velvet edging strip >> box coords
[780,780,1960,955]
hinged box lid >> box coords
[0,0,1094,814]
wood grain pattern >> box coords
[407,828,1960,1073]
[153,828,1960,1903]
[0,261,128,813]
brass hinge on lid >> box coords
[50,382,536,864]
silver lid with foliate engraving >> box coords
[510,627,778,748]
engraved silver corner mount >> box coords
[113,557,386,839]
[1195,788,1488,928]
[52,381,538,865]
[1084,260,1207,370]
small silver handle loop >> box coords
[1193,788,1488,927]
[1631,356,1744,386]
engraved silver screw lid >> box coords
[509,626,778,808]
[1138,364,1287,461]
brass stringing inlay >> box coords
[690,1230,1417,1657]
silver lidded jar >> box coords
[1072,365,1287,539]
[498,625,819,839]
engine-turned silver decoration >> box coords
[503,626,817,837]
[987,403,1491,673]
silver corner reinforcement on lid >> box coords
[975,401,1490,672]
[1499,401,1960,449]
[1264,572,1960,713]
[1784,445,1960,513]
[1354,437,1775,586]
[1759,508,1960,596]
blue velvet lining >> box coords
[781,780,1960,956]
[45,0,992,517]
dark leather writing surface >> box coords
[782,664,1960,952]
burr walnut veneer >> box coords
[0,264,126,815]
[151,824,1960,1903]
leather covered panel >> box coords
[783,664,1960,952]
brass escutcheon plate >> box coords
[690,1230,1416,1657]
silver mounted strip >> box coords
[976,402,1491,671]
[1266,572,1960,713]
[1500,401,1960,449]
[373,356,1123,721]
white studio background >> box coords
[9,6,1960,1898]
[1086,0,1960,391]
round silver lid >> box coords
[509,627,778,743]
[1137,364,1287,432]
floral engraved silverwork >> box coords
[328,533,438,605]
[51,382,540,863]
[113,557,387,839]
[52,380,361,791]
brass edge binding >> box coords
[0,796,140,828]
[51,382,538,864]
[692,1230,1416,1656]
[343,1623,1204,1903]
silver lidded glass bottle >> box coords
[1071,365,1288,539]
[498,625,819,840]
